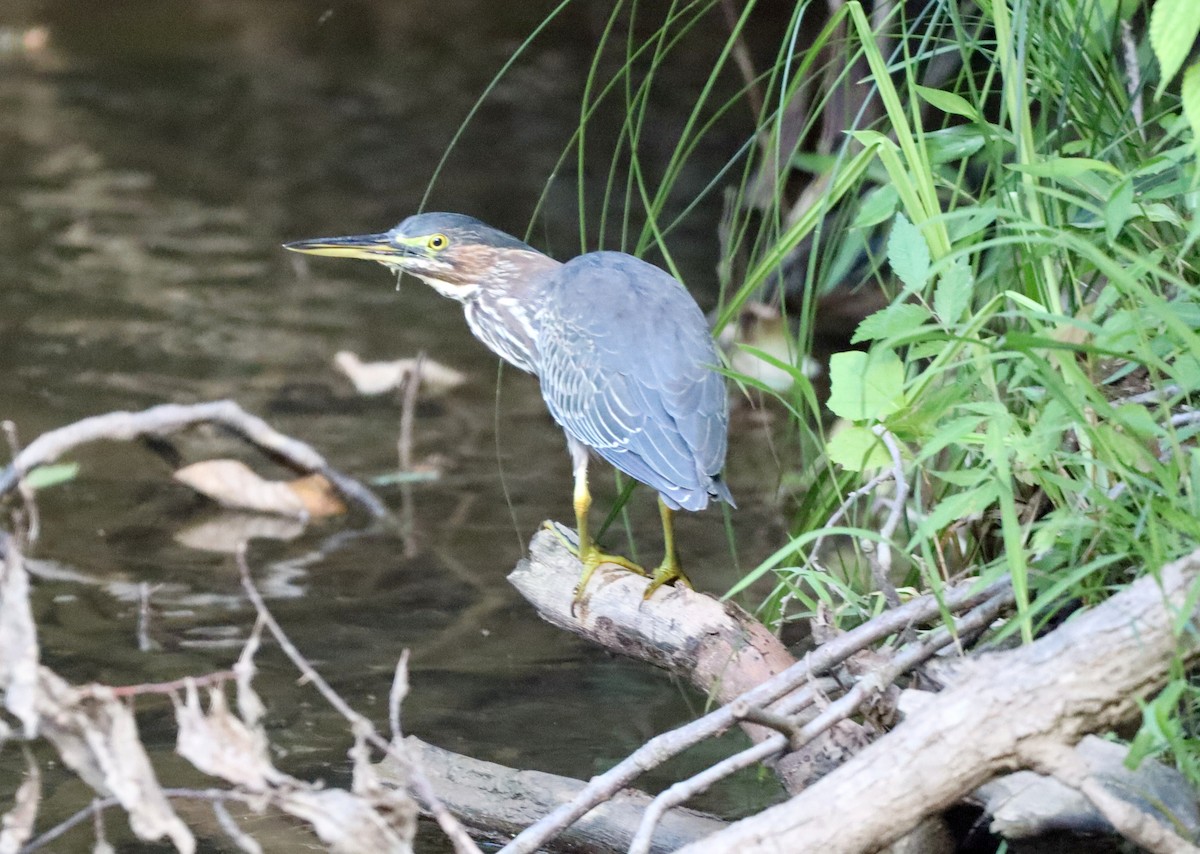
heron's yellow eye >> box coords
[427,233,449,251]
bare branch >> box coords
[0,401,388,519]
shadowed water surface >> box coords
[0,2,788,850]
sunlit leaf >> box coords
[913,84,978,120]
[827,349,905,422]
[826,424,890,472]
[1183,63,1200,152]
[887,213,931,292]
[1150,0,1200,95]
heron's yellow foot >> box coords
[644,555,693,599]
[543,521,646,602]
[573,542,647,602]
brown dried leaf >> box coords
[334,351,467,396]
[0,540,39,735]
[174,460,308,518]
[287,474,347,517]
[0,756,40,854]
[174,681,290,792]
[35,671,195,852]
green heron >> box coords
[285,213,733,599]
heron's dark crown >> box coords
[390,212,536,252]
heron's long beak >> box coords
[283,233,418,263]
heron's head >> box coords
[284,212,548,302]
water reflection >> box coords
[0,1,785,848]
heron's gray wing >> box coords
[536,252,729,510]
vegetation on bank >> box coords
[536,0,1200,789]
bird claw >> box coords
[642,559,693,599]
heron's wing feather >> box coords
[537,252,729,509]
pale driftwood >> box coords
[375,736,726,854]
[0,400,388,518]
[508,526,795,706]
[672,548,1200,854]
[972,735,1200,840]
[504,530,1010,854]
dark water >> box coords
[0,1,787,849]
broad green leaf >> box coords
[924,126,986,164]
[852,302,931,344]
[23,462,80,490]
[852,184,899,229]
[1172,353,1200,391]
[1183,63,1200,152]
[1105,179,1135,243]
[1142,202,1183,226]
[933,258,974,325]
[826,424,891,471]
[913,84,978,120]
[1009,157,1121,178]
[1151,0,1200,94]
[887,213,931,292]
[827,349,906,421]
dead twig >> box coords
[234,546,481,854]
[1,420,38,544]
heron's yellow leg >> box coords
[644,499,693,598]
[546,460,645,602]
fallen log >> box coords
[673,548,1200,854]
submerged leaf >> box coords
[21,462,79,491]
[334,351,467,396]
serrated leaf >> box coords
[22,462,79,490]
[887,213,931,292]
[827,349,906,422]
[826,424,891,472]
[914,84,978,120]
[1151,0,1200,95]
[933,258,973,325]
[852,184,899,229]
[1183,63,1200,152]
[852,302,932,344]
